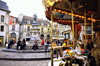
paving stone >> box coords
[0,48,57,60]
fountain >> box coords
[27,14,41,46]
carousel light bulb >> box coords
[76,15,78,17]
[82,16,84,18]
[79,16,81,18]
[62,11,64,13]
[56,0,58,2]
[69,13,72,15]
[58,10,61,12]
[63,11,67,14]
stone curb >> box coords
[0,57,54,60]
[2,48,50,53]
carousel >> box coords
[42,0,98,66]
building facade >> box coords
[9,16,19,43]
[0,0,10,46]
[18,14,72,42]
[18,14,51,41]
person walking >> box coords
[21,39,26,50]
[16,38,21,50]
[32,39,38,50]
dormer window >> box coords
[25,21,27,22]
[48,24,49,27]
[41,23,44,26]
[27,20,30,24]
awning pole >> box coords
[91,12,93,42]
[71,2,75,47]
[57,23,58,59]
[84,8,87,47]
[51,10,53,66]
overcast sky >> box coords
[2,0,47,20]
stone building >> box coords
[18,14,72,43]
[9,16,19,43]
[18,14,51,41]
[0,0,10,46]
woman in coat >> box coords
[21,39,26,50]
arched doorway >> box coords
[41,34,44,39]
[26,33,31,41]
[47,34,50,39]
[11,33,16,39]
[10,33,16,43]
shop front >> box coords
[0,36,3,46]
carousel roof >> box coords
[43,0,99,25]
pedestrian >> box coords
[32,39,38,50]
[16,38,21,50]
[5,40,7,47]
[45,39,48,53]
[8,38,14,49]
[60,40,64,46]
[47,39,50,45]
[41,38,44,45]
[21,39,26,50]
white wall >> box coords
[15,24,19,31]
[0,10,9,45]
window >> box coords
[45,24,47,26]
[25,20,27,22]
[48,24,49,27]
[12,25,15,31]
[27,20,30,24]
[27,26,30,31]
[1,25,4,31]
[48,28,49,33]
[13,18,16,23]
[41,23,44,26]
[1,15,4,22]
[41,28,43,33]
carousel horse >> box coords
[62,43,88,66]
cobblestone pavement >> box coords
[0,47,51,66]
[0,48,57,59]
[0,60,50,66]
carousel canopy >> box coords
[43,0,99,25]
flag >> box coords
[9,17,13,25]
[13,18,16,28]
